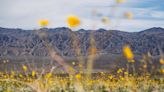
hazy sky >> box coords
[0,0,164,32]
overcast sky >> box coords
[0,0,164,32]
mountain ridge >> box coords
[0,27,164,57]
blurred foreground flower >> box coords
[108,75,113,80]
[123,45,134,62]
[143,64,147,69]
[75,74,81,79]
[38,20,49,27]
[160,58,164,65]
[102,17,110,24]
[45,73,52,79]
[161,69,164,74]
[124,12,133,19]
[117,68,123,74]
[22,65,28,72]
[116,0,126,4]
[19,74,23,78]
[124,71,128,75]
[67,15,80,28]
[32,70,36,77]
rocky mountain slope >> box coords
[0,27,164,57]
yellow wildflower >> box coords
[120,76,125,81]
[100,72,105,75]
[67,15,80,27]
[108,75,113,80]
[10,71,15,78]
[22,65,28,72]
[128,59,135,63]
[45,73,52,78]
[124,72,128,75]
[19,74,23,78]
[116,0,126,4]
[124,12,133,19]
[159,58,164,65]
[32,70,36,77]
[11,71,15,75]
[38,20,49,27]
[123,45,134,61]
[117,69,123,74]
[75,74,82,79]
[161,69,164,74]
[68,67,75,73]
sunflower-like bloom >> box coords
[45,73,52,78]
[67,15,80,27]
[124,12,133,19]
[160,58,164,65]
[38,20,49,27]
[123,45,134,61]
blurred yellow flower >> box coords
[11,71,15,75]
[32,70,36,77]
[108,75,113,80]
[124,12,133,19]
[116,0,126,4]
[22,65,28,72]
[161,69,164,74]
[38,20,49,27]
[45,73,52,78]
[123,45,134,61]
[19,74,23,78]
[75,74,81,79]
[102,17,110,24]
[128,59,135,63]
[143,64,147,69]
[100,72,105,75]
[159,58,164,65]
[117,69,123,74]
[124,72,128,75]
[68,67,75,74]
[120,76,125,81]
[67,15,80,27]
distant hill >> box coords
[0,27,164,57]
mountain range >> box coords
[0,27,164,57]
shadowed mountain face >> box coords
[0,27,164,57]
